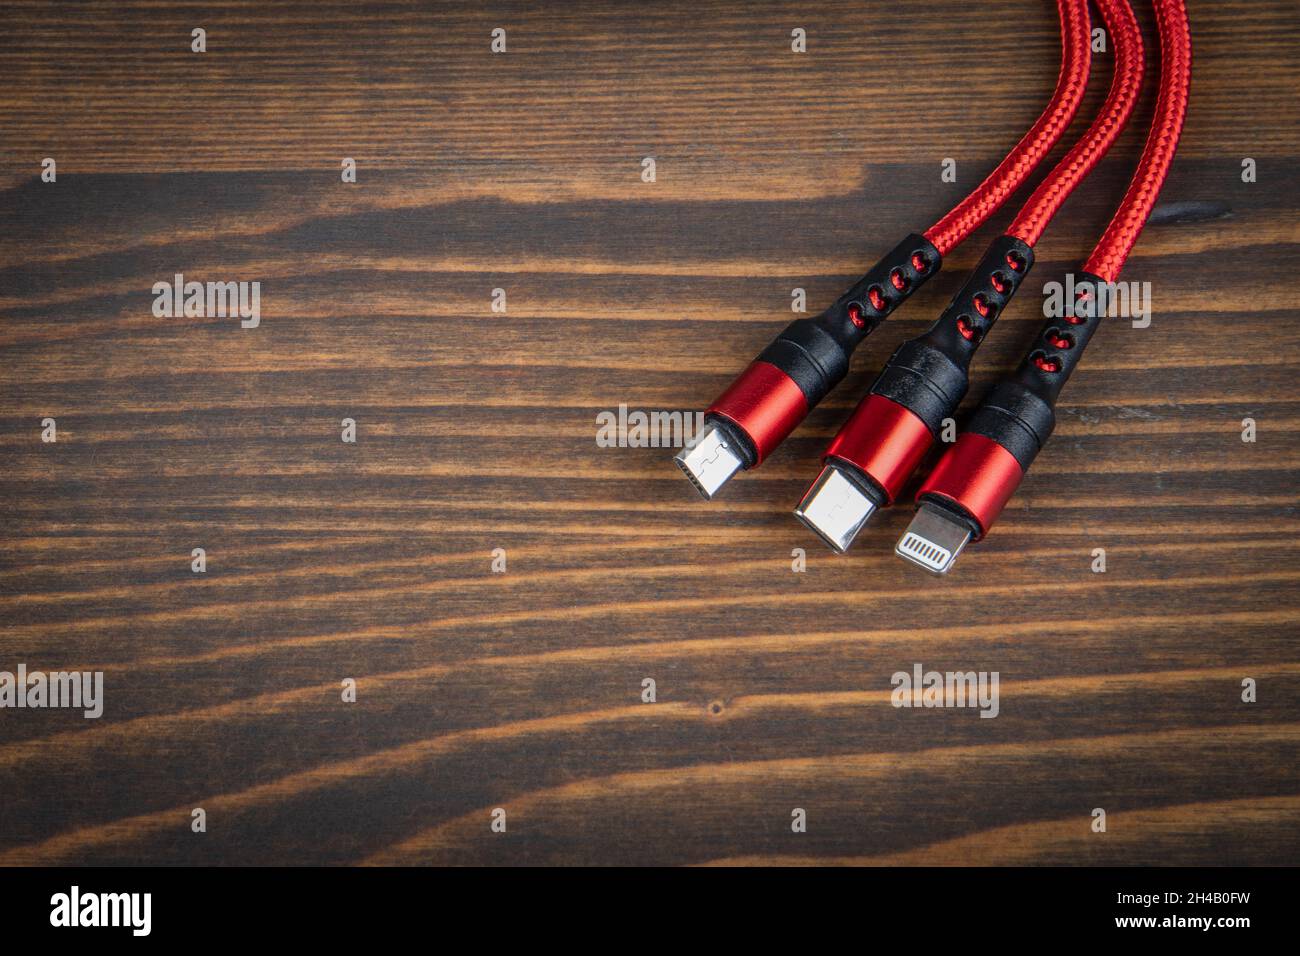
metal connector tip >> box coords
[674,424,744,499]
[895,504,972,574]
[793,463,878,553]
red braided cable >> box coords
[1007,0,1144,247]
[922,0,1092,257]
[1083,0,1192,281]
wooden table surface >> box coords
[1,0,1297,866]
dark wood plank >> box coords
[0,0,1297,865]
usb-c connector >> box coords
[793,463,881,553]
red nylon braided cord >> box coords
[922,0,1091,257]
[1007,0,1144,247]
[1083,0,1192,282]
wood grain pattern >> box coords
[1,0,1297,866]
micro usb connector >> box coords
[674,424,745,500]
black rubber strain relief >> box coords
[966,381,1055,471]
[1010,270,1108,407]
[703,412,758,469]
[758,233,941,407]
[869,342,964,437]
[927,235,1034,359]
[825,455,891,509]
[757,319,849,408]
[870,235,1032,436]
